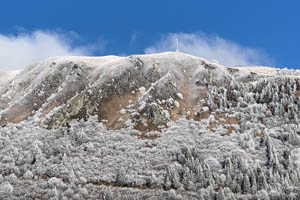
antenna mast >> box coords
[176,37,179,52]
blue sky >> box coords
[0,0,299,69]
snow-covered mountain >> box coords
[0,52,300,199]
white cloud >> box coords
[0,30,100,70]
[145,33,273,67]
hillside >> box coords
[0,52,300,199]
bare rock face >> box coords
[0,53,228,130]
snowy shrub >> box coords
[77,188,89,198]
[63,188,74,198]
[256,190,270,200]
[101,188,114,200]
[167,189,183,200]
[4,173,17,184]
[47,187,59,199]
[83,142,94,152]
[23,170,33,180]
[48,177,65,189]
[78,177,87,185]
[288,132,300,146]
[0,182,13,196]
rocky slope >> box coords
[0,52,300,199]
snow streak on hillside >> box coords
[0,52,300,199]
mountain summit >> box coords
[1,52,297,130]
[0,52,300,199]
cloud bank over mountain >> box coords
[0,30,94,70]
[0,30,273,70]
[145,33,273,67]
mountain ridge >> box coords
[1,52,297,130]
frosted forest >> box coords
[0,52,300,199]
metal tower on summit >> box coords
[176,37,179,52]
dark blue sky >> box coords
[1,0,299,68]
